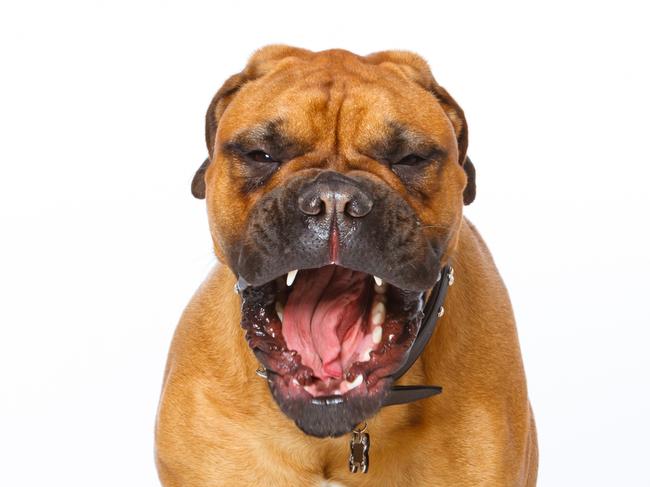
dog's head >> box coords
[192,46,475,437]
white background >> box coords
[1,1,648,485]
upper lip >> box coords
[236,255,440,292]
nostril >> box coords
[345,192,373,218]
[298,193,324,216]
[345,199,371,218]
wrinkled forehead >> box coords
[216,58,456,158]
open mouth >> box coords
[240,264,426,436]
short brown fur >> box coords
[156,45,537,486]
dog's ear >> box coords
[429,83,475,205]
[192,45,313,199]
[191,72,248,199]
[365,51,476,205]
[191,158,211,199]
[462,156,476,205]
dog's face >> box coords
[193,46,475,437]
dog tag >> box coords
[348,427,370,473]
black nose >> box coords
[297,171,373,218]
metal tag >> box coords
[348,428,370,473]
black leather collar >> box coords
[381,264,453,407]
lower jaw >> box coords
[267,373,392,437]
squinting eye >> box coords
[394,154,426,166]
[246,150,278,163]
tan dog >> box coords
[155,45,538,486]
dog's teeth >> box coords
[350,374,363,390]
[275,301,284,322]
[372,326,383,344]
[360,347,372,362]
[388,333,396,343]
[373,275,383,287]
[286,270,298,286]
[344,374,363,391]
[371,301,386,326]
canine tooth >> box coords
[372,326,383,344]
[349,374,363,390]
[286,269,298,286]
[371,301,386,326]
[275,301,284,322]
[388,333,395,343]
[374,282,386,294]
[373,276,383,287]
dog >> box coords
[155,45,538,486]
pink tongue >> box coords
[283,266,368,380]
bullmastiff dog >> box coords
[155,45,538,486]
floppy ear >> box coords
[191,158,211,199]
[462,156,476,205]
[428,83,475,205]
[365,51,476,205]
[191,72,249,199]
[192,45,313,199]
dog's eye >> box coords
[246,150,278,164]
[394,154,426,166]
[390,153,432,184]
